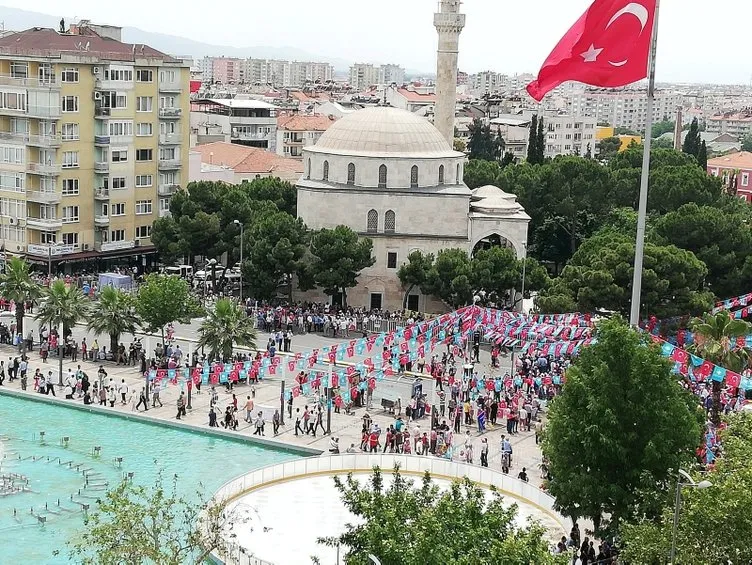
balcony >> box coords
[27,162,61,176]
[0,132,61,148]
[27,105,60,119]
[94,215,110,227]
[158,159,181,170]
[26,190,61,204]
[26,217,62,230]
[228,116,276,127]
[158,108,182,119]
[158,183,179,196]
[96,240,135,253]
[94,162,110,173]
[159,133,182,145]
[94,188,110,200]
[158,208,171,218]
[232,131,272,141]
[94,135,110,146]
[158,81,182,93]
[0,74,59,89]
[94,106,111,119]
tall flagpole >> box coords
[629,0,662,327]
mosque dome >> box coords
[470,185,526,215]
[306,106,462,158]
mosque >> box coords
[295,1,530,312]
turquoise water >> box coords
[0,394,302,564]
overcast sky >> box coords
[11,0,751,83]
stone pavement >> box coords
[0,314,547,488]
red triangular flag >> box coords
[527,0,657,101]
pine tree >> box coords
[526,114,538,163]
[698,140,708,170]
[682,118,701,158]
[536,117,546,163]
[584,143,592,159]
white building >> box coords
[385,85,437,114]
[490,116,532,161]
[296,107,529,311]
[567,89,683,131]
[275,114,337,159]
[349,64,379,91]
[190,98,278,152]
[539,112,598,158]
[379,64,405,86]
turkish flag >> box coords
[526,0,656,101]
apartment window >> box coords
[136,69,153,82]
[159,96,176,109]
[111,203,126,216]
[439,164,445,184]
[61,68,79,83]
[136,149,153,161]
[387,252,398,269]
[160,172,177,185]
[347,163,355,185]
[136,175,153,187]
[61,123,79,141]
[159,198,170,212]
[159,121,176,134]
[0,198,26,218]
[101,91,127,109]
[366,209,378,233]
[10,62,28,79]
[0,172,24,192]
[38,64,54,85]
[62,179,79,196]
[410,165,419,188]
[135,200,152,215]
[135,225,152,239]
[62,232,78,246]
[62,205,79,223]
[136,123,153,136]
[111,229,126,242]
[111,150,128,163]
[385,210,396,233]
[159,147,176,160]
[136,97,153,112]
[61,96,79,113]
[62,151,79,168]
[0,146,24,164]
[378,164,387,188]
[112,177,127,190]
[456,163,461,184]
[159,70,176,83]
[109,121,133,137]
[322,160,329,181]
[306,158,310,179]
[104,68,133,82]
[744,173,750,187]
[40,231,56,244]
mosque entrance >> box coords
[471,233,516,256]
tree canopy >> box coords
[543,317,703,535]
[135,274,201,343]
[467,118,503,162]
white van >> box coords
[164,265,194,278]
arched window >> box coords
[410,165,419,188]
[378,164,387,188]
[438,164,445,184]
[306,158,311,179]
[456,163,461,184]
[384,210,396,233]
[347,162,355,185]
[323,160,329,181]
[367,209,378,233]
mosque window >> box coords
[323,160,329,181]
[378,164,387,188]
[410,165,419,188]
[306,158,311,179]
[439,164,445,184]
[367,209,378,233]
[385,210,396,233]
[456,163,461,184]
[347,163,355,185]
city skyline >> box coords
[4,0,750,84]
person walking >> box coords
[107,385,116,407]
[151,382,163,408]
[294,408,304,436]
[136,387,148,411]
[480,437,489,467]
[244,396,254,424]
[118,379,129,405]
[314,407,326,435]
[253,411,265,436]
[176,392,187,419]
[272,409,280,435]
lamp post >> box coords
[233,220,244,305]
[519,241,527,314]
[669,469,712,564]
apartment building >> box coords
[532,111,597,158]
[0,24,190,266]
[198,57,335,88]
[349,63,407,90]
[275,114,336,159]
[706,111,752,138]
[380,64,405,86]
[190,98,277,151]
[567,89,682,131]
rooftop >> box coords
[193,142,303,175]
[0,27,180,63]
[707,151,752,169]
[396,87,437,103]
[277,114,337,132]
[196,98,278,110]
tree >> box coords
[36,280,90,384]
[651,136,674,149]
[306,226,375,307]
[65,472,236,565]
[584,143,592,159]
[463,159,502,189]
[0,256,41,336]
[239,176,297,216]
[500,151,516,168]
[397,250,435,309]
[536,117,546,162]
[197,298,257,361]
[467,118,503,162]
[690,312,751,425]
[526,114,539,164]
[135,274,201,346]
[742,134,752,152]
[536,231,713,319]
[86,286,140,356]
[698,139,708,169]
[318,465,566,565]
[470,246,520,305]
[453,138,467,153]
[544,317,703,535]
[682,117,702,159]
[422,248,473,308]
[651,119,675,139]
[597,136,621,161]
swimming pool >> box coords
[0,392,305,564]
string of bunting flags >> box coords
[712,291,752,315]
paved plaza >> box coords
[0,314,547,488]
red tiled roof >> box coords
[277,114,337,132]
[707,151,752,170]
[396,88,436,102]
[0,28,179,63]
[194,142,303,175]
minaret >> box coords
[434,0,465,146]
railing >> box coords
[158,107,182,118]
[94,162,109,173]
[94,135,110,145]
[94,107,111,118]
[0,131,61,147]
[94,215,109,225]
[159,133,182,144]
[27,106,61,119]
[159,81,182,92]
[158,183,179,195]
[26,217,62,229]
[26,162,61,175]
[26,190,61,203]
[158,159,181,170]
[0,74,59,88]
[94,188,110,199]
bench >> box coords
[381,398,396,414]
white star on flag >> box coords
[580,44,604,63]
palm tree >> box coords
[36,280,91,384]
[690,311,752,425]
[197,298,257,361]
[87,286,140,356]
[0,256,41,336]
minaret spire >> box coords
[434,0,466,146]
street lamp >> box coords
[669,469,712,564]
[233,220,244,305]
